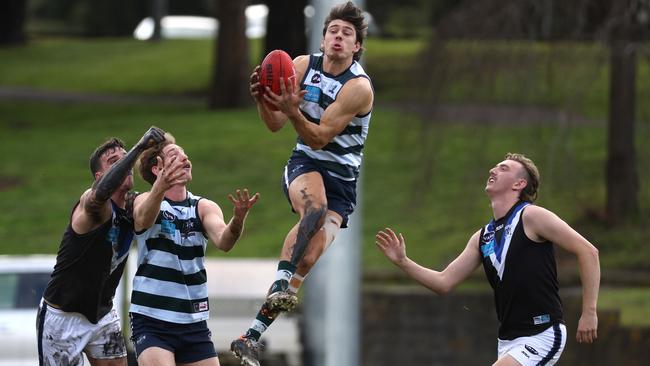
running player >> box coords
[376,152,600,366]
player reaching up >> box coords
[231,2,374,366]
[130,133,259,366]
[39,127,165,366]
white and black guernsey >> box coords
[479,201,564,340]
[293,53,373,182]
[43,200,133,324]
[130,192,210,324]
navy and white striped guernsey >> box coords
[130,192,210,324]
[295,53,373,181]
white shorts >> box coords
[37,300,127,366]
[497,323,567,366]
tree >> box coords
[209,0,249,108]
[264,0,307,58]
[151,0,168,42]
[83,0,148,37]
[604,0,646,220]
[0,0,27,46]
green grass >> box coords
[0,37,649,272]
[0,37,264,95]
[599,287,650,326]
[3,36,644,121]
[1,101,649,271]
[364,39,650,120]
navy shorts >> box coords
[282,151,357,228]
[129,313,217,363]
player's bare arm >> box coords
[254,55,309,132]
[199,189,260,252]
[272,75,372,149]
[133,154,189,231]
[74,127,165,234]
[251,65,287,132]
[375,228,482,295]
[522,205,600,343]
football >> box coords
[258,49,296,111]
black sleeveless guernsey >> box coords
[478,201,564,340]
[43,200,133,324]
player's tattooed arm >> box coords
[85,127,165,217]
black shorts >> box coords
[129,313,217,363]
[282,151,357,228]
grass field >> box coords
[3,37,650,118]
[1,37,649,269]
[1,101,648,271]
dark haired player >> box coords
[38,127,165,366]
[231,2,374,365]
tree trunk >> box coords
[0,0,27,46]
[151,0,168,42]
[606,41,638,220]
[209,0,249,109]
[264,0,307,58]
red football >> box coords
[258,49,296,111]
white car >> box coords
[0,254,300,366]
[0,255,55,366]
[133,4,379,41]
[133,4,269,40]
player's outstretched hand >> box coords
[137,126,166,149]
[228,189,260,220]
[375,228,407,266]
[576,312,598,344]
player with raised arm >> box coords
[38,127,165,366]
[231,2,374,366]
[129,133,259,366]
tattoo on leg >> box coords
[290,201,326,266]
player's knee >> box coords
[322,214,341,245]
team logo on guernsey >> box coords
[525,344,539,355]
[161,211,176,235]
[311,73,321,83]
[533,314,550,325]
[162,211,175,220]
[108,226,119,245]
[481,241,495,257]
[304,85,320,102]
[193,300,209,312]
[504,224,512,236]
[482,231,494,243]
[327,81,337,94]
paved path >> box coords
[0,86,203,106]
[0,86,600,125]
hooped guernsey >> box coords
[130,192,210,324]
[478,201,564,340]
[293,53,373,182]
[43,200,133,324]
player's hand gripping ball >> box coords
[258,49,296,111]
